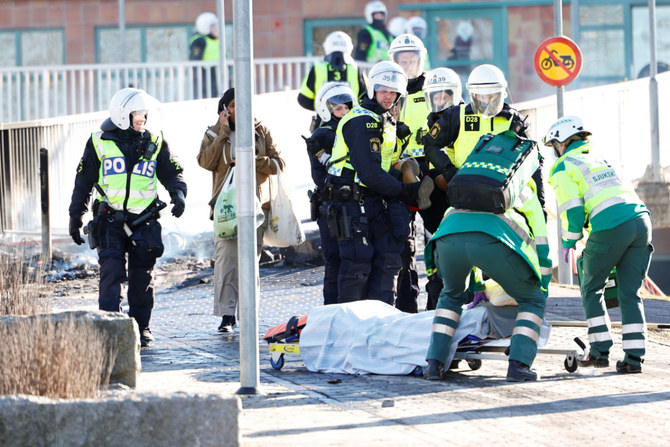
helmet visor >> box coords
[392,51,423,79]
[326,93,355,110]
[425,89,456,113]
[469,90,504,118]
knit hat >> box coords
[218,88,235,114]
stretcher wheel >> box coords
[564,356,578,373]
[270,354,285,370]
[466,359,482,371]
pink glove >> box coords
[467,291,488,309]
[562,247,571,264]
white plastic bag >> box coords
[213,165,264,240]
[213,166,238,239]
[264,159,305,247]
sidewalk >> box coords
[114,263,670,447]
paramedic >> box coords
[423,174,552,382]
[544,115,652,373]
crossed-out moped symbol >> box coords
[541,49,575,70]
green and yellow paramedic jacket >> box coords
[91,131,163,214]
[548,140,649,249]
[327,100,400,194]
[424,180,553,294]
[189,34,219,61]
[298,62,364,105]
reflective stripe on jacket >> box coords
[91,131,162,213]
[399,89,430,159]
[548,140,649,248]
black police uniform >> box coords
[325,97,420,305]
[304,118,342,305]
[68,120,187,335]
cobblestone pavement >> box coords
[53,262,670,446]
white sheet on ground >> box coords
[299,300,550,375]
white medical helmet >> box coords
[108,88,159,130]
[388,33,427,79]
[195,12,217,35]
[388,17,407,37]
[315,82,357,122]
[405,16,428,40]
[366,60,408,99]
[364,1,387,24]
[466,64,508,118]
[423,67,462,113]
[323,31,354,57]
[543,115,592,146]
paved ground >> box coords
[52,258,670,447]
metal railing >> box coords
[0,57,320,123]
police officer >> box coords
[387,33,430,313]
[325,60,434,305]
[421,67,463,311]
[354,1,393,63]
[423,64,546,210]
[68,88,187,348]
[423,175,552,382]
[189,12,219,98]
[303,82,358,305]
[544,116,652,373]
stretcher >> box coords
[264,314,589,374]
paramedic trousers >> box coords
[426,232,546,367]
[335,195,403,305]
[97,217,163,331]
[581,214,653,364]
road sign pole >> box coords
[553,0,572,285]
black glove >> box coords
[69,216,85,245]
[169,190,185,218]
[396,121,411,140]
[302,135,321,157]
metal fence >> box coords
[0,57,320,123]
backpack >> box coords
[448,130,540,213]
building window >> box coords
[0,29,64,67]
[303,19,365,57]
[632,4,670,78]
[97,24,233,64]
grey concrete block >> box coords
[0,391,240,447]
[0,310,140,388]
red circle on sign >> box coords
[534,36,582,86]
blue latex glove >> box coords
[562,247,571,264]
[467,291,488,309]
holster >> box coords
[83,219,98,250]
[308,188,321,221]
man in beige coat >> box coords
[197,88,285,332]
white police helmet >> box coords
[388,17,407,37]
[323,31,354,58]
[195,12,218,35]
[423,67,462,113]
[466,64,508,118]
[388,33,427,79]
[367,60,408,102]
[364,1,387,24]
[405,16,428,41]
[108,88,159,130]
[543,115,592,146]
[315,82,357,122]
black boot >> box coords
[506,359,538,382]
[424,359,444,380]
[139,328,154,348]
[218,315,236,333]
[616,360,642,374]
[578,352,609,368]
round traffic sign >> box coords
[534,36,582,86]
